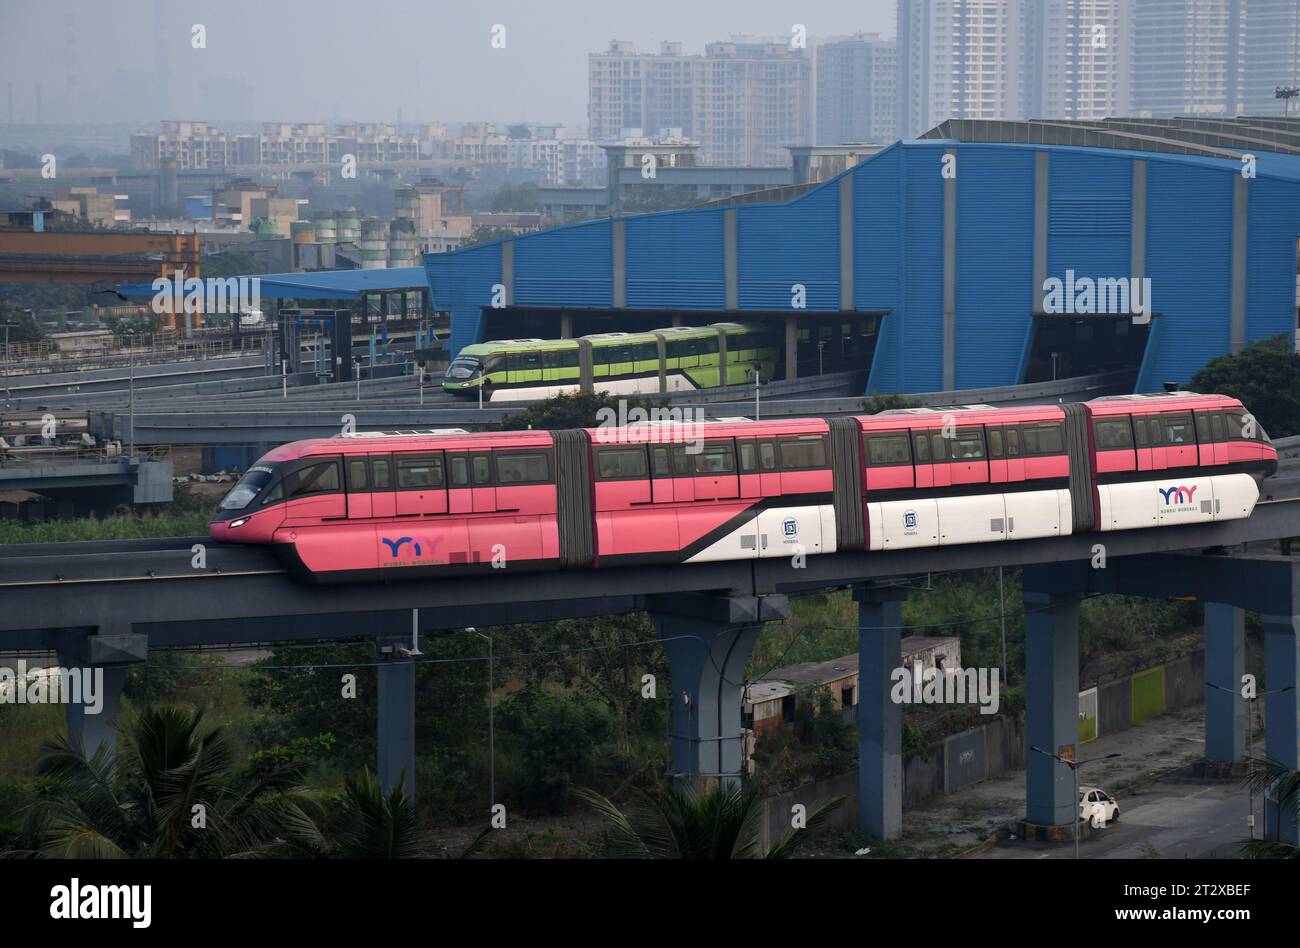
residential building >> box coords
[816,34,898,144]
[589,38,811,167]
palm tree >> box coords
[332,769,422,859]
[576,780,844,859]
[1242,754,1300,859]
[17,706,324,859]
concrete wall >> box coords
[760,649,1209,836]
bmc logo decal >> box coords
[382,536,422,557]
[783,517,799,538]
[1158,485,1198,505]
[903,510,918,530]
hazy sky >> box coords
[0,0,897,128]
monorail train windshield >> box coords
[445,357,482,381]
[218,465,281,511]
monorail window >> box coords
[1022,423,1064,456]
[562,349,580,368]
[912,431,931,463]
[1225,411,1257,441]
[284,460,340,499]
[219,466,276,510]
[759,441,778,471]
[738,441,757,472]
[779,437,827,470]
[950,428,986,460]
[633,343,657,361]
[597,447,648,479]
[347,459,369,490]
[472,454,492,485]
[449,456,469,487]
[652,445,672,476]
[1210,413,1226,441]
[497,453,550,484]
[1133,416,1150,447]
[988,428,1004,458]
[1196,414,1213,443]
[1005,427,1022,457]
[1161,413,1194,445]
[397,455,444,489]
[866,432,911,466]
[1095,418,1134,450]
[694,442,736,474]
[700,336,719,355]
[372,458,391,489]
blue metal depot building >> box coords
[426,118,1300,394]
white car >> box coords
[1080,786,1120,828]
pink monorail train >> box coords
[210,393,1277,584]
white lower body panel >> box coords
[684,504,837,564]
[487,373,698,402]
[867,489,1072,551]
[1097,472,1258,531]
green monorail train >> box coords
[443,323,780,401]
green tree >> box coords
[461,225,517,249]
[1242,755,1300,859]
[577,780,844,858]
[0,301,44,342]
[495,390,658,432]
[332,769,421,859]
[863,392,924,414]
[18,707,323,858]
[1189,335,1300,438]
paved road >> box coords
[990,775,1259,859]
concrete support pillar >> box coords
[50,631,147,761]
[380,292,390,319]
[856,584,907,840]
[1204,602,1246,765]
[560,313,574,339]
[1262,614,1299,844]
[1023,567,1082,828]
[648,594,788,786]
[375,637,416,802]
[56,659,128,760]
[785,315,798,381]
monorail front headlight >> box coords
[228,517,248,528]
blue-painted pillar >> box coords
[1262,614,1298,844]
[1204,602,1246,764]
[1023,568,1082,828]
[648,594,788,788]
[376,638,416,802]
[857,584,907,840]
[652,614,762,786]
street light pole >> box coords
[1208,679,1296,840]
[1029,746,1121,859]
[467,627,494,816]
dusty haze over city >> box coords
[0,0,897,126]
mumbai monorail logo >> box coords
[382,536,422,557]
[1158,485,1198,506]
[903,510,919,531]
[782,517,799,538]
[594,401,706,454]
[1042,270,1151,324]
[150,270,262,316]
